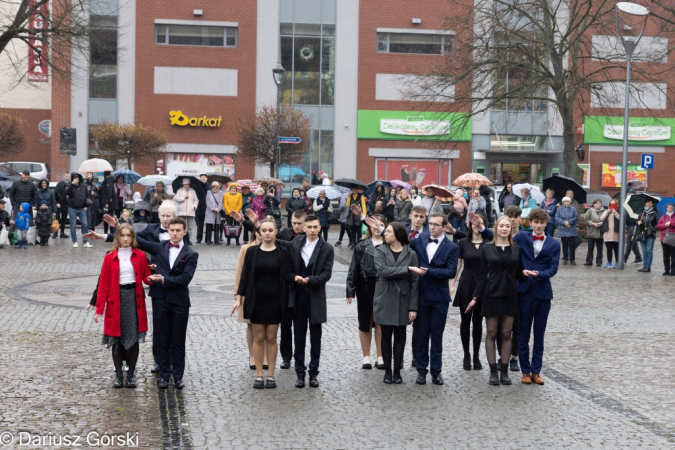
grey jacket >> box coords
[205,189,224,225]
[395,199,412,224]
[584,207,605,239]
[373,245,419,326]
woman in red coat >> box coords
[95,223,152,388]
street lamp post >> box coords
[615,2,649,270]
[272,62,286,179]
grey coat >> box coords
[584,207,605,239]
[373,245,419,326]
[205,190,224,225]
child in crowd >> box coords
[14,202,31,250]
[119,209,132,224]
[134,209,151,224]
[35,200,52,246]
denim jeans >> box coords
[68,207,89,243]
[640,236,656,268]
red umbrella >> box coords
[421,184,454,202]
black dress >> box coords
[249,248,283,324]
[473,243,522,318]
[452,239,486,311]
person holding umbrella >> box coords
[519,188,538,210]
[149,182,169,224]
[657,202,675,276]
[346,188,367,249]
[637,198,658,273]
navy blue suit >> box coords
[137,237,199,381]
[513,231,560,375]
[409,234,458,376]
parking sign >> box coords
[641,153,654,169]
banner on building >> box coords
[578,164,590,188]
[584,116,675,146]
[28,0,49,82]
[601,163,646,189]
[375,159,450,186]
[358,110,471,141]
[166,153,235,179]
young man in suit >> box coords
[404,206,429,238]
[512,208,560,386]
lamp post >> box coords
[616,2,649,270]
[272,62,286,179]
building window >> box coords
[89,7,118,100]
[377,33,453,55]
[155,25,237,47]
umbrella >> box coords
[624,193,661,218]
[78,158,113,173]
[364,180,393,198]
[253,177,285,188]
[235,179,259,189]
[542,175,586,204]
[306,186,343,200]
[112,169,142,185]
[133,200,151,212]
[453,173,493,187]
[137,175,173,187]
[421,184,454,202]
[171,175,207,199]
[627,180,646,190]
[332,185,351,194]
[512,183,545,203]
[204,172,232,186]
[390,179,411,192]
[334,178,368,191]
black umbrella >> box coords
[334,178,368,191]
[204,172,233,186]
[171,176,207,198]
[133,201,151,212]
[542,175,586,204]
[625,193,661,217]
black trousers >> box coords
[195,211,205,242]
[280,306,293,362]
[625,228,642,260]
[293,293,322,377]
[104,208,119,234]
[56,208,69,234]
[205,223,219,244]
[153,299,189,380]
[663,242,675,274]
[560,236,576,261]
[497,313,519,358]
[347,225,360,246]
[321,226,329,241]
[338,223,347,242]
[605,241,619,264]
[586,237,604,264]
[380,325,406,373]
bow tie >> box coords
[533,235,545,241]
[429,238,439,244]
[160,228,168,233]
[169,243,180,248]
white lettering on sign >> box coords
[380,117,451,136]
[604,124,671,141]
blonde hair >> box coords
[112,223,138,250]
[121,209,130,218]
[260,216,278,230]
[490,215,514,246]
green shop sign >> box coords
[584,116,675,146]
[357,110,471,141]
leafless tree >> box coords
[90,122,168,169]
[406,0,675,182]
[233,104,312,176]
[0,111,26,160]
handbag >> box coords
[634,212,646,241]
[663,230,675,247]
[50,215,60,234]
[212,192,227,219]
[0,228,9,246]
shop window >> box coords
[155,25,237,47]
[89,20,118,99]
[375,159,450,186]
[377,33,453,55]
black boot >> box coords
[500,361,512,385]
[473,356,482,370]
[125,371,136,388]
[463,355,472,370]
[113,371,124,388]
[489,364,500,386]
[383,370,392,384]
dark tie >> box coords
[410,230,418,239]
[160,228,168,233]
[429,238,439,244]
[533,235,544,241]
[292,233,297,239]
[169,243,179,248]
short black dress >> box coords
[452,239,486,312]
[249,247,283,324]
[474,244,521,318]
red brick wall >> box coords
[0,108,51,166]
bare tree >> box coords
[233,104,312,176]
[407,0,675,182]
[90,122,168,169]
[0,111,27,160]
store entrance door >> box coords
[491,162,545,185]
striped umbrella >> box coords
[137,175,173,187]
[112,169,142,184]
[306,186,343,200]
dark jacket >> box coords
[346,238,378,297]
[409,234,459,304]
[0,209,10,231]
[35,207,52,235]
[10,179,37,208]
[473,243,523,300]
[278,227,304,241]
[601,209,620,234]
[277,235,334,325]
[514,231,560,300]
[638,208,658,238]
[36,179,56,214]
[373,244,419,326]
[313,197,332,228]
[195,180,208,215]
[54,180,69,210]
[241,192,255,212]
[540,198,558,226]
[237,245,293,319]
[100,175,119,210]
[65,173,90,210]
[286,196,307,217]
[395,198,412,224]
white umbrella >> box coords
[78,158,113,173]
[306,186,343,200]
[137,175,174,187]
[512,183,545,203]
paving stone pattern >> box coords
[0,228,674,449]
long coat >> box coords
[205,189,224,225]
[313,197,332,228]
[584,207,605,239]
[555,205,579,237]
[373,244,419,326]
[96,248,151,336]
[174,187,199,217]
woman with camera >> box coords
[263,185,282,230]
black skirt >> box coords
[356,276,377,332]
[481,294,519,318]
[101,285,146,350]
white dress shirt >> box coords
[301,237,320,266]
[169,241,184,268]
[533,234,546,258]
[118,247,135,284]
[159,227,170,241]
[426,234,445,262]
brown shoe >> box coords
[521,373,532,384]
[531,374,545,385]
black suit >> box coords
[277,236,334,377]
[136,237,199,381]
[275,227,304,362]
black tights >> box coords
[459,308,482,359]
[605,241,618,264]
[380,325,406,373]
[338,223,347,242]
[112,343,139,376]
[485,316,513,365]
[321,226,328,241]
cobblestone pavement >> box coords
[0,227,674,449]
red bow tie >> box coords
[169,243,180,248]
[532,235,544,241]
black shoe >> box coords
[280,360,291,369]
[206,242,212,245]
[151,364,159,374]
[157,378,170,389]
[509,358,520,372]
[125,374,136,388]
[596,262,603,267]
[432,374,444,385]
[188,241,193,246]
[473,357,482,370]
[249,364,256,370]
[175,379,185,389]
[59,233,68,238]
[263,365,269,370]
[670,272,675,276]
[463,356,472,370]
[411,358,417,368]
[266,376,277,389]
[632,258,643,264]
[562,259,568,265]
[113,375,124,388]
[638,267,651,272]
[583,262,593,266]
[335,241,342,246]
[295,375,306,388]
[393,371,403,384]
[570,261,576,265]
[52,232,58,239]
[383,371,393,384]
[253,376,265,389]
[489,364,500,386]
[500,363,512,385]
[196,241,201,244]
[415,373,426,385]
[663,271,670,276]
[309,375,319,388]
